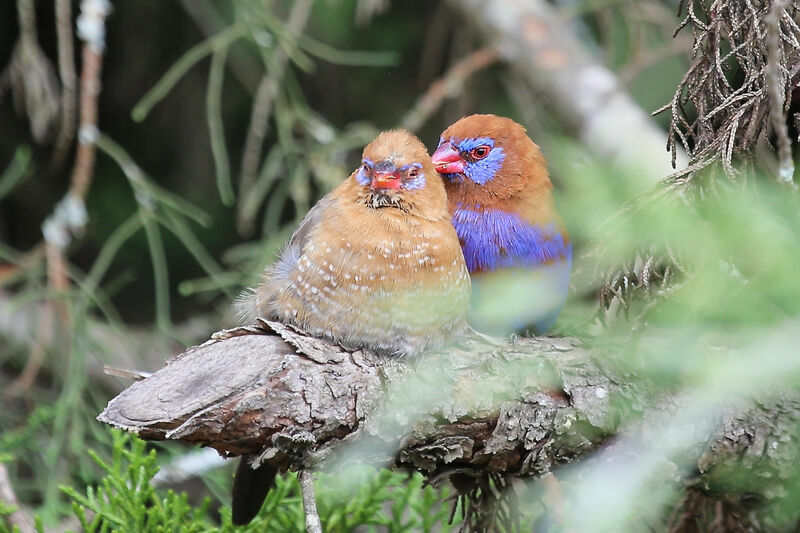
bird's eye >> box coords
[470,146,491,160]
[408,168,418,178]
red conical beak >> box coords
[371,171,402,190]
[432,143,464,174]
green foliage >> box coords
[316,468,456,533]
[542,146,800,530]
[0,146,32,202]
[50,430,459,533]
[3,0,800,531]
[1,2,397,528]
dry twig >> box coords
[14,0,114,397]
[42,0,111,296]
[766,0,797,186]
[51,0,79,170]
[1,0,60,143]
[603,1,800,318]
[656,0,800,183]
[69,0,111,202]
[400,48,500,133]
[299,470,322,533]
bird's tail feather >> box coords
[231,456,278,525]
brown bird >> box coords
[233,129,470,524]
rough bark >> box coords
[445,0,688,183]
[98,319,800,530]
[99,320,604,468]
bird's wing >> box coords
[238,193,337,321]
[273,192,336,280]
[286,192,335,254]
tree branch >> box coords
[51,0,78,170]
[97,319,800,529]
[400,48,499,133]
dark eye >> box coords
[470,145,490,160]
[409,168,418,178]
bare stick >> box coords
[51,0,78,170]
[400,48,499,132]
[299,470,322,533]
[69,1,109,201]
[0,464,35,533]
[766,0,796,187]
[43,0,111,287]
[30,0,111,390]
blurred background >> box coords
[2,0,800,531]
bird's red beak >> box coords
[371,171,402,190]
[432,143,464,174]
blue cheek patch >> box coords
[452,137,505,185]
[452,208,572,272]
[400,162,425,190]
[464,147,505,185]
[356,158,374,186]
[404,173,426,190]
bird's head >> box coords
[431,114,551,202]
[353,129,446,220]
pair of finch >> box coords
[233,114,572,524]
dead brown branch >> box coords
[603,1,800,318]
[766,0,797,186]
[657,0,800,183]
[68,33,106,201]
[400,48,500,133]
[51,0,78,170]
[1,0,60,143]
[18,0,113,394]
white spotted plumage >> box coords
[240,130,470,356]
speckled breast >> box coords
[273,200,470,356]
